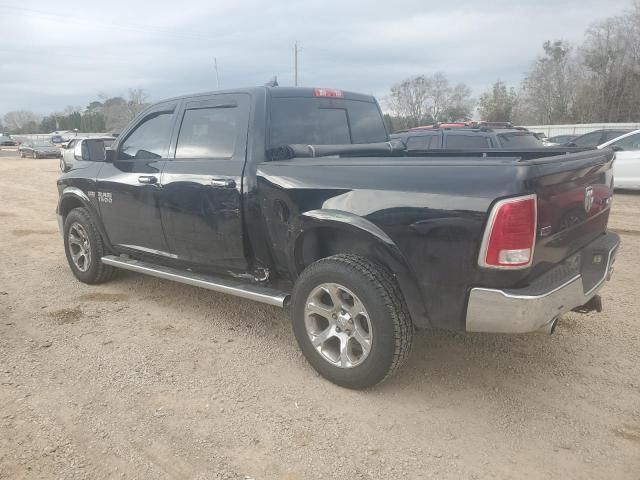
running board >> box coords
[101,255,289,307]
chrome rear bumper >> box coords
[466,233,620,334]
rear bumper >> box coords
[466,232,620,334]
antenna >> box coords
[214,57,220,89]
[264,76,279,87]
[294,41,300,86]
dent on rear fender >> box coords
[295,209,431,328]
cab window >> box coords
[175,106,239,159]
[118,111,174,160]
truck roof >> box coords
[154,86,378,105]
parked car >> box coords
[391,124,545,150]
[19,141,61,158]
[565,129,633,148]
[60,137,115,172]
[546,134,578,145]
[0,135,18,146]
[56,86,619,388]
[598,129,640,189]
[50,135,67,145]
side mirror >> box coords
[105,148,115,163]
[611,145,623,152]
[73,142,83,161]
[84,139,107,162]
[73,139,107,162]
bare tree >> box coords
[386,76,432,129]
[127,88,150,118]
[3,111,41,132]
[386,74,474,127]
[443,83,475,121]
[522,40,576,124]
[578,14,640,122]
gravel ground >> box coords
[0,155,639,479]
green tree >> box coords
[478,81,519,122]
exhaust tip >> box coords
[536,317,558,334]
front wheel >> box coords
[63,207,114,284]
[290,254,413,389]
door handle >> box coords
[138,175,158,184]
[210,177,236,188]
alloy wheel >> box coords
[68,222,91,272]
[304,283,373,368]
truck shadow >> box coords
[110,269,590,399]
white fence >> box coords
[524,123,640,137]
[10,132,111,144]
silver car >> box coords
[60,137,115,172]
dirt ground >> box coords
[0,153,638,480]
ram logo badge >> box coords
[98,192,112,204]
[584,186,594,212]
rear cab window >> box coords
[268,94,388,148]
[405,133,440,150]
[444,133,492,149]
[497,132,544,148]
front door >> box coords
[97,102,178,258]
[160,94,250,271]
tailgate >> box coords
[530,148,615,274]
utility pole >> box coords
[294,41,299,86]
[214,57,220,89]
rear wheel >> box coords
[291,254,413,389]
[63,207,114,284]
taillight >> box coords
[478,194,537,269]
[314,88,344,98]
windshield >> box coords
[497,132,544,148]
[269,97,388,147]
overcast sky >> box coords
[0,0,633,116]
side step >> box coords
[101,255,290,307]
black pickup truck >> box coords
[56,86,620,388]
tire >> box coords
[63,207,114,284]
[290,254,413,389]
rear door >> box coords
[96,101,177,257]
[159,93,250,271]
